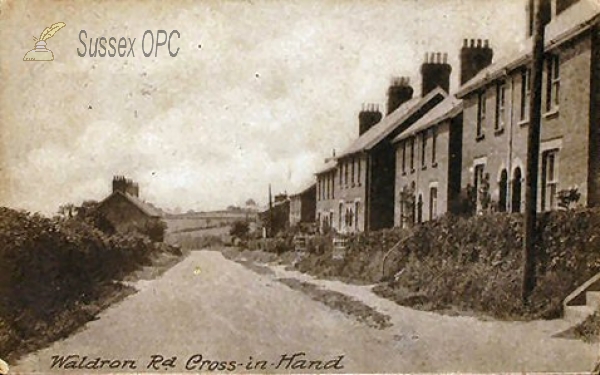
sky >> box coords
[0,0,526,214]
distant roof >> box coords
[457,0,600,98]
[99,191,163,217]
[393,96,463,142]
[315,159,337,175]
[290,182,316,197]
[337,87,447,158]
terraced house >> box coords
[316,59,451,233]
[456,0,600,213]
[393,39,494,226]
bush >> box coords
[0,207,176,355]
[292,209,600,319]
[140,219,167,242]
[230,220,250,239]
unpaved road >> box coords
[14,249,598,373]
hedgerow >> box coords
[0,207,176,357]
[294,209,600,319]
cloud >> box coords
[1,0,525,214]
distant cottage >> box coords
[289,183,316,227]
[97,176,165,241]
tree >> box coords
[230,220,249,239]
[57,203,75,218]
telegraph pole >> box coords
[268,184,273,238]
[522,0,550,303]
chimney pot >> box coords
[460,38,494,85]
[463,38,468,47]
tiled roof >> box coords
[315,159,337,175]
[393,96,462,142]
[337,87,447,158]
[457,0,600,98]
[290,182,316,197]
[100,191,163,217]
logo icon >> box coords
[23,22,66,61]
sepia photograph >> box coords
[1,0,600,373]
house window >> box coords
[402,142,407,174]
[410,137,415,172]
[357,158,361,185]
[351,158,355,186]
[416,194,423,224]
[429,187,438,220]
[526,0,534,37]
[339,164,342,185]
[477,90,487,139]
[421,132,427,168]
[332,172,335,199]
[317,180,320,200]
[344,162,349,187]
[495,81,506,130]
[338,202,343,230]
[520,69,531,121]
[355,202,360,228]
[431,127,437,165]
[542,150,559,211]
[546,55,560,112]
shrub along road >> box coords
[14,249,598,373]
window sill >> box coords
[494,127,505,136]
[476,134,485,142]
[544,108,559,119]
[518,119,529,127]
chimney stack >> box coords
[386,76,414,115]
[358,103,383,135]
[460,39,494,85]
[112,175,139,197]
[420,52,452,97]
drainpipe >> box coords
[365,152,371,232]
[508,71,515,212]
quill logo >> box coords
[23,22,66,61]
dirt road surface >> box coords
[14,249,598,373]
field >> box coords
[165,211,257,233]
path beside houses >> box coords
[14,249,598,373]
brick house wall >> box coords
[460,23,597,212]
[589,24,600,206]
[316,166,337,232]
[334,155,368,233]
[394,112,462,226]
